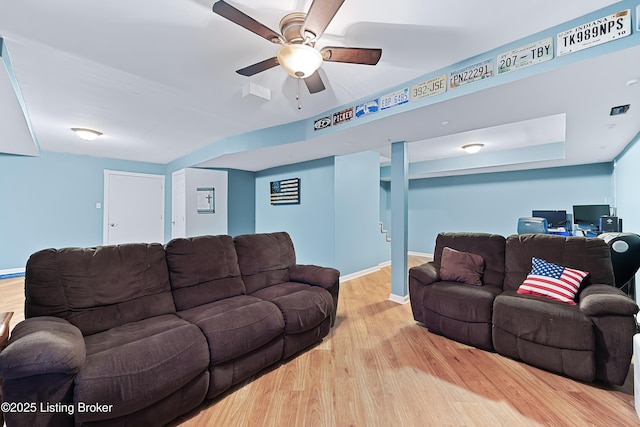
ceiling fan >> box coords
[212,0,382,95]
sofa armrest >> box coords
[408,262,440,286]
[289,264,340,289]
[579,284,639,317]
[0,316,86,380]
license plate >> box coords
[497,37,553,74]
[410,74,447,101]
[450,59,493,89]
[332,107,354,126]
[379,88,409,111]
[355,99,379,118]
[557,9,631,56]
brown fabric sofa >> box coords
[409,232,638,385]
[0,232,339,426]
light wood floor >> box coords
[2,258,639,426]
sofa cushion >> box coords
[251,282,333,334]
[423,282,503,324]
[165,235,246,310]
[504,234,613,292]
[234,232,296,293]
[517,257,588,305]
[25,244,176,335]
[440,247,485,286]
[493,291,596,381]
[177,295,285,364]
[493,291,595,350]
[75,314,209,422]
[433,233,506,288]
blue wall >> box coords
[615,132,640,234]
[0,148,621,276]
[334,151,389,274]
[254,152,391,276]
[255,157,336,268]
[0,151,165,270]
[381,163,614,254]
[613,132,640,302]
[227,168,256,237]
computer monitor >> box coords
[531,210,567,228]
[573,204,611,229]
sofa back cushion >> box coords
[504,234,614,292]
[25,243,175,335]
[233,232,295,294]
[165,235,246,310]
[434,232,506,288]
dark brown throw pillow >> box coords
[439,246,485,286]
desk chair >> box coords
[599,232,640,299]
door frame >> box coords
[171,169,186,239]
[103,170,165,245]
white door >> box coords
[171,170,186,239]
[104,170,165,245]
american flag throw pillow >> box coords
[517,257,589,305]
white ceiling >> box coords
[1,0,639,177]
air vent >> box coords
[610,105,630,116]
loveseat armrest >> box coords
[579,284,639,317]
[0,316,86,380]
[289,264,340,289]
[408,262,440,286]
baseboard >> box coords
[408,251,433,259]
[0,268,25,280]
[388,293,410,305]
[340,260,391,283]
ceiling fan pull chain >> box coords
[296,77,302,109]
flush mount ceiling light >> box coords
[462,143,484,154]
[72,128,102,141]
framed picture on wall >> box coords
[270,178,300,205]
[197,187,215,214]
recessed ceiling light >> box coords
[442,120,450,126]
[462,143,484,154]
[626,78,639,86]
[71,128,103,141]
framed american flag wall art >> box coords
[270,178,300,205]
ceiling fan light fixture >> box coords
[71,127,102,141]
[462,143,484,154]
[277,44,323,78]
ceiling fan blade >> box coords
[236,57,279,76]
[302,0,345,41]
[213,1,283,44]
[320,46,382,65]
[304,71,326,94]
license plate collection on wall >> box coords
[270,178,300,205]
[312,8,632,132]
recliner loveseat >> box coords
[0,231,339,426]
[409,232,638,385]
